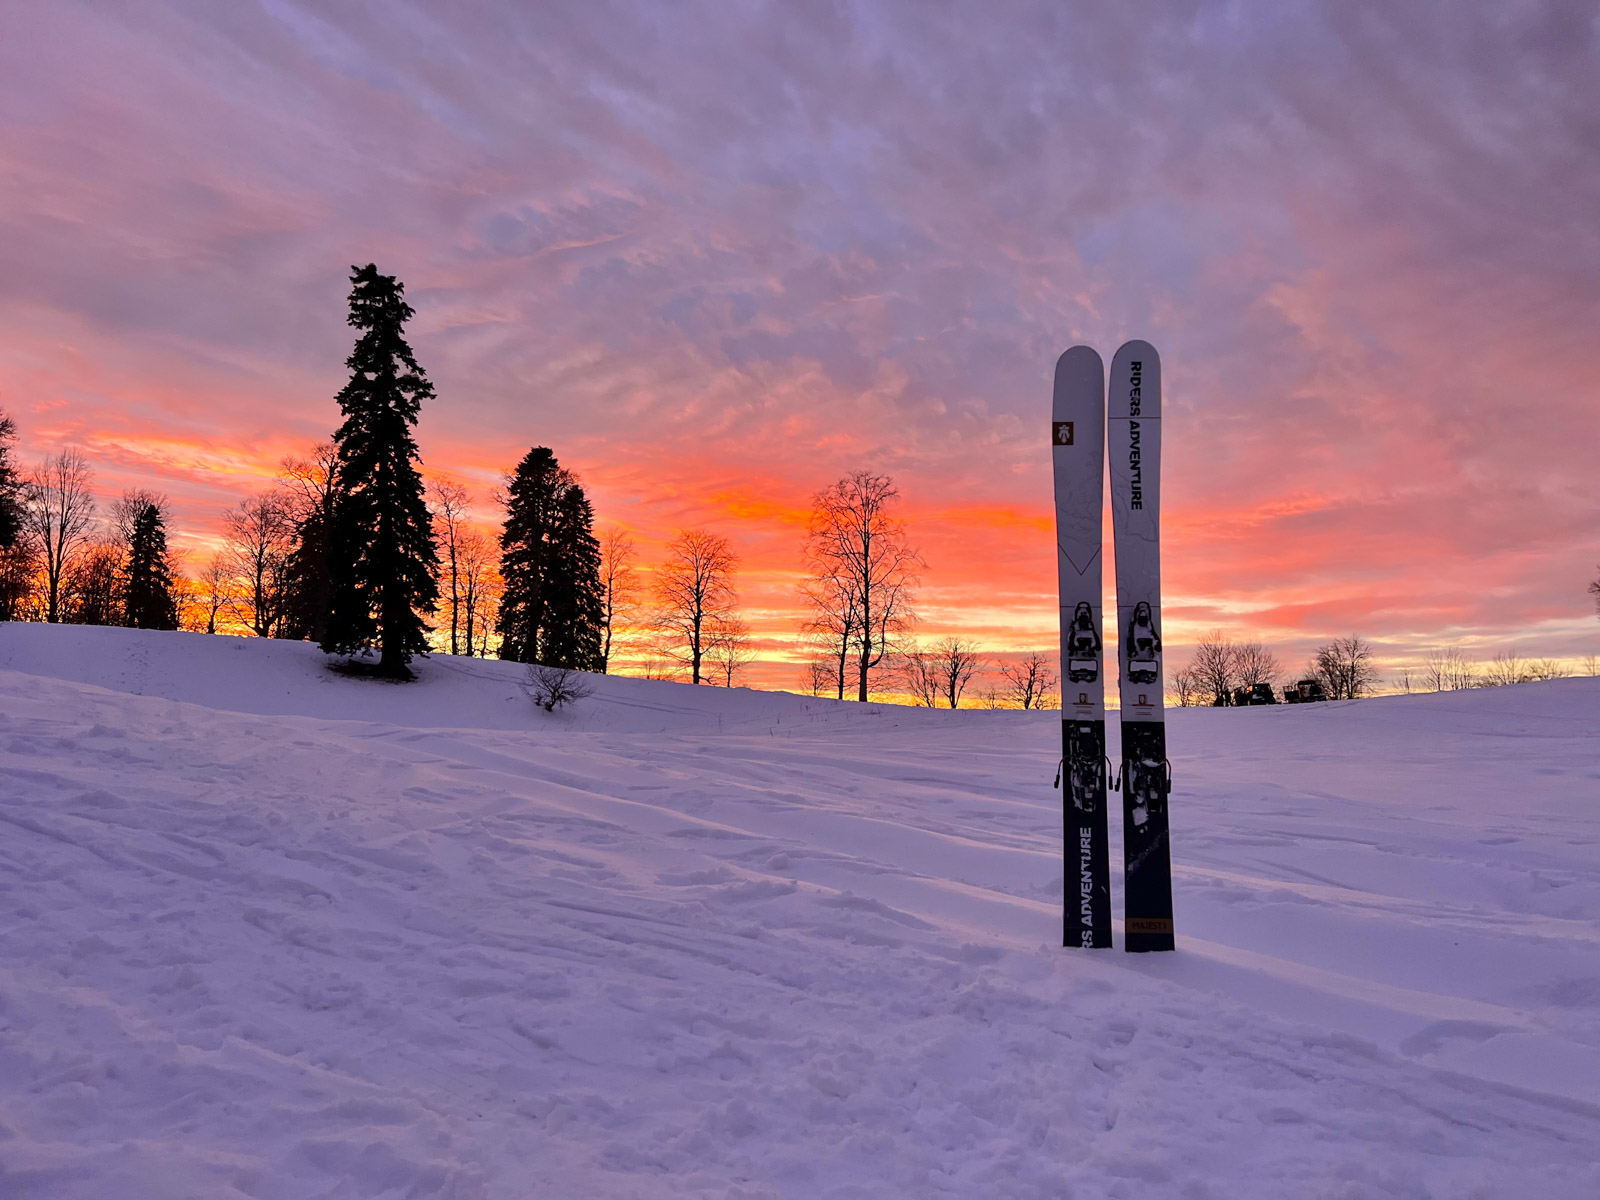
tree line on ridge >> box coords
[2,265,1594,697]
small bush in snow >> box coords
[524,664,594,712]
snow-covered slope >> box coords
[1,623,1597,1198]
[0,622,845,733]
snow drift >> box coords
[1,623,1597,1198]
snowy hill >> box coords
[1,623,1597,1198]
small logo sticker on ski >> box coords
[1126,918,1173,935]
[1053,422,1074,446]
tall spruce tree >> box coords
[497,447,604,669]
[122,501,178,630]
[0,411,25,620]
[322,265,439,677]
[497,447,563,664]
[541,484,605,670]
[0,410,22,550]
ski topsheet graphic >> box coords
[1051,347,1111,948]
[1108,341,1175,952]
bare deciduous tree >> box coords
[999,651,1058,710]
[0,537,40,621]
[1526,658,1570,681]
[428,477,471,654]
[804,471,921,702]
[24,448,96,623]
[111,489,166,548]
[1481,650,1534,687]
[170,570,204,633]
[905,637,981,709]
[1481,651,1522,688]
[521,668,598,713]
[1169,665,1201,707]
[803,658,833,697]
[1189,632,1237,706]
[709,615,755,687]
[456,530,500,657]
[523,663,594,712]
[1581,655,1599,677]
[1184,634,1282,704]
[278,443,339,524]
[599,527,639,673]
[473,573,502,657]
[222,492,294,637]
[1312,635,1378,700]
[196,551,232,635]
[1232,640,1282,693]
[801,574,857,700]
[898,647,941,707]
[1421,645,1477,691]
[64,537,123,625]
[654,529,738,684]
[937,638,982,709]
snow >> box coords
[1,623,1597,1198]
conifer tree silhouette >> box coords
[0,411,21,550]
[497,447,603,670]
[322,265,439,677]
[122,501,178,630]
[540,482,605,670]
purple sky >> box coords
[3,2,1597,679]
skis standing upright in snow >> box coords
[1051,347,1111,948]
[1108,341,1175,952]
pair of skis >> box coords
[1052,342,1174,952]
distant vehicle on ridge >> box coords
[1231,683,1278,706]
[1283,678,1328,703]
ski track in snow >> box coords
[0,625,1597,1198]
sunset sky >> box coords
[3,2,1597,689]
